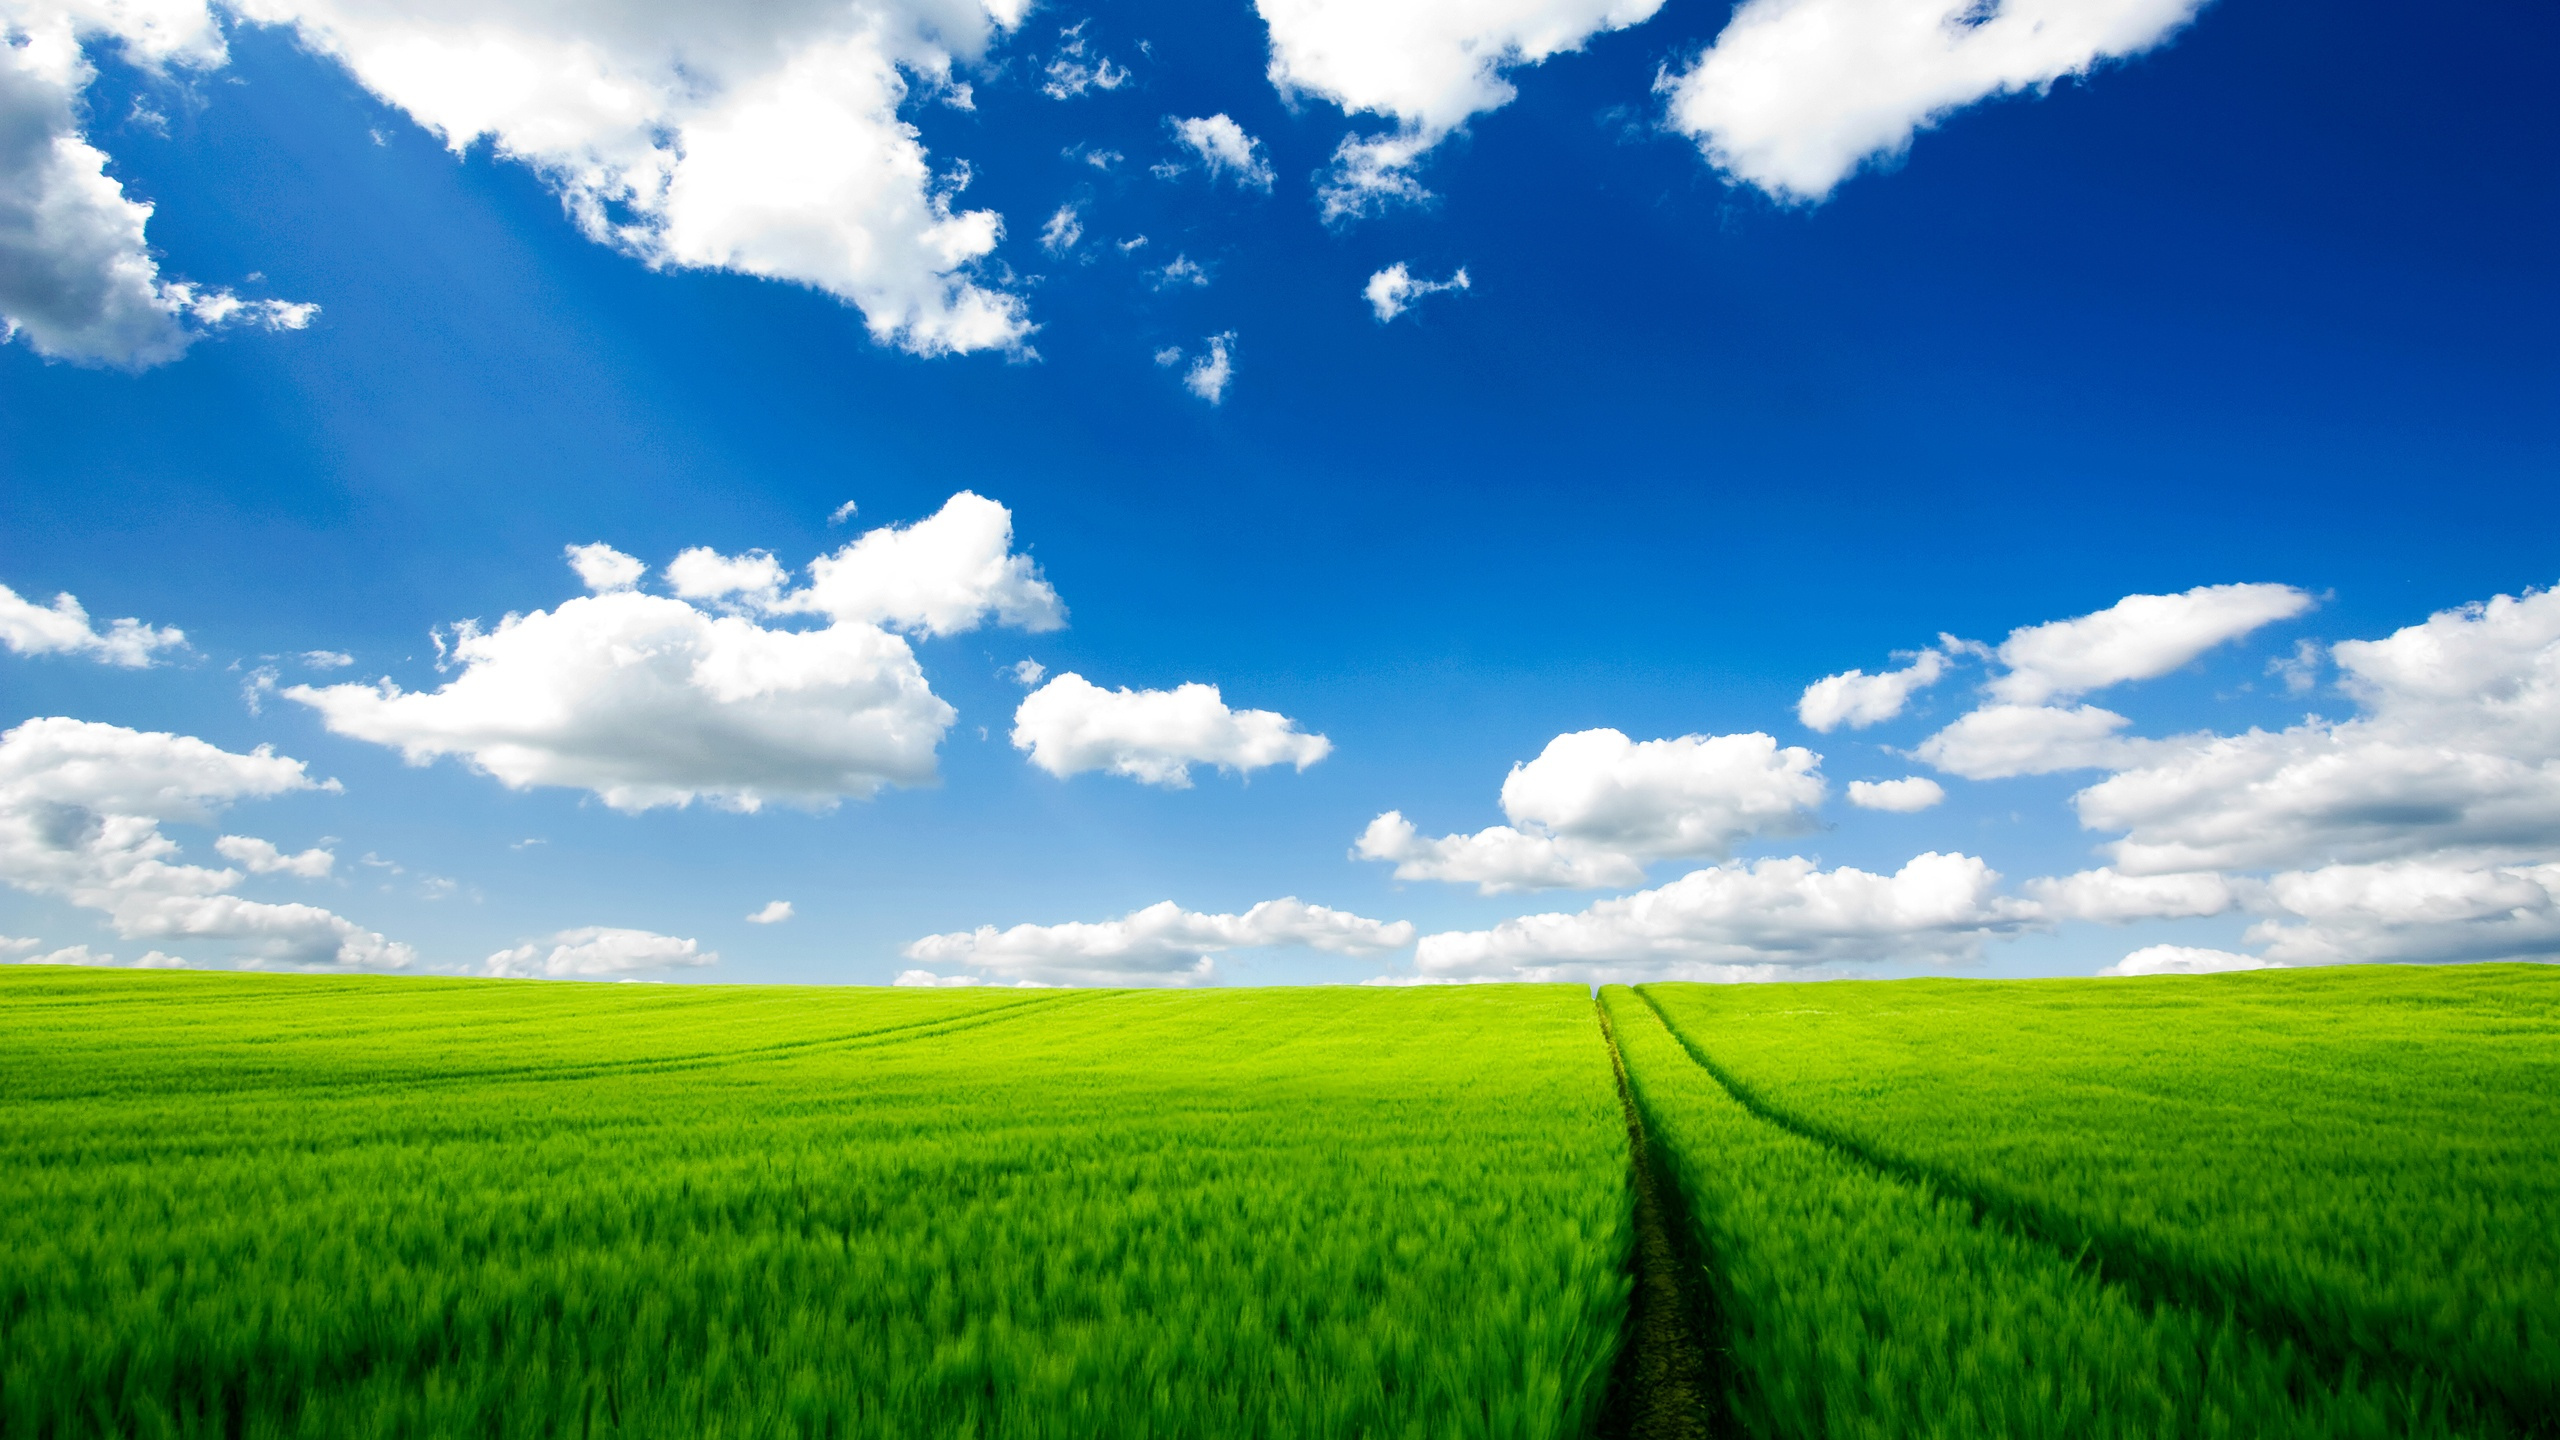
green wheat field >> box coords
[4,963,2554,1438]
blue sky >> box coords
[2,0,2553,986]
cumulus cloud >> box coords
[1181,331,1234,404]
[0,2,319,368]
[2024,866,2235,923]
[0,716,409,969]
[2076,585,2560,876]
[1660,0,2208,204]
[1797,646,1948,731]
[2246,860,2560,967]
[300,649,354,669]
[13,942,187,968]
[746,899,792,924]
[214,833,335,878]
[1407,851,2036,982]
[0,581,185,665]
[2099,944,2271,977]
[1986,584,2313,706]
[230,0,1032,355]
[1012,672,1329,787]
[1167,114,1274,189]
[565,542,646,593]
[485,926,715,979]
[1363,262,1468,322]
[1846,776,1943,812]
[1255,0,1665,218]
[291,493,1059,811]
[1358,728,1824,893]
[905,896,1413,986]
[1916,702,2137,779]
[1038,202,1082,255]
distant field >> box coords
[3,964,2552,1437]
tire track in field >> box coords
[1629,988,2541,1440]
[1593,997,1728,1440]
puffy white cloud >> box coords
[2024,866,2234,923]
[1167,114,1274,190]
[1846,776,1943,812]
[665,547,786,606]
[564,542,645,593]
[1255,0,1665,218]
[0,581,185,665]
[292,592,951,812]
[1012,672,1329,788]
[485,926,715,979]
[0,2,318,368]
[905,896,1413,986]
[292,494,1062,811]
[214,833,334,878]
[1363,262,1469,322]
[300,649,354,669]
[0,716,409,968]
[14,942,187,968]
[1987,584,2312,705]
[2099,944,2272,977]
[2076,585,2560,875]
[2246,860,2560,967]
[1916,702,2135,779]
[231,0,1032,354]
[1007,658,1045,687]
[1182,332,1235,404]
[1409,851,2036,981]
[1797,646,1947,731]
[1149,254,1209,289]
[774,491,1065,637]
[745,899,792,924]
[1660,0,2207,204]
[1359,729,1825,893]
[1354,812,1647,893]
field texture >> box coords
[1636,965,2560,1432]
[0,972,1630,1439]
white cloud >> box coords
[1410,851,2036,981]
[0,581,185,666]
[1916,702,2136,779]
[1007,658,1045,687]
[906,896,1413,986]
[2247,859,2560,967]
[0,2,319,368]
[2024,866,2234,923]
[214,833,335,878]
[828,500,860,525]
[1846,776,1943,812]
[2076,585,2560,875]
[2099,944,2271,977]
[773,491,1066,637]
[232,0,1032,355]
[1987,584,2313,705]
[565,542,645,593]
[1660,0,2207,204]
[0,716,409,969]
[1797,646,1947,731]
[14,943,187,968]
[1359,729,1825,893]
[1012,672,1330,787]
[1166,114,1274,190]
[300,649,354,669]
[665,546,787,608]
[1040,22,1127,100]
[1038,202,1082,255]
[292,495,1059,811]
[1182,332,1234,404]
[1255,0,1665,218]
[1363,262,1468,322]
[1150,254,1209,289]
[484,926,715,979]
[746,899,792,924]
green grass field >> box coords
[3,963,2552,1437]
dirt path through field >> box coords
[1593,998,1726,1440]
